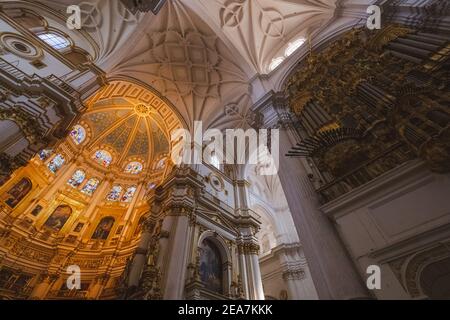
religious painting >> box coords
[115,225,124,235]
[31,205,43,216]
[73,222,84,233]
[3,177,32,208]
[44,205,72,232]
[199,239,223,294]
[92,216,115,240]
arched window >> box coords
[2,177,32,208]
[38,32,70,50]
[155,157,166,170]
[106,185,122,202]
[67,170,85,188]
[92,216,115,240]
[285,38,305,57]
[47,154,65,173]
[199,239,224,294]
[269,57,284,71]
[92,150,112,167]
[44,205,72,232]
[70,125,86,145]
[124,161,143,174]
[81,178,100,196]
[121,186,137,203]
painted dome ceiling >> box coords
[74,81,183,175]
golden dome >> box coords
[73,81,184,175]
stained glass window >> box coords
[38,32,70,50]
[70,125,86,145]
[47,154,65,173]
[269,57,284,71]
[285,38,305,57]
[92,150,112,167]
[106,185,122,202]
[124,162,143,174]
[38,149,52,161]
[81,178,100,196]
[67,170,85,188]
[121,186,137,203]
[155,157,166,170]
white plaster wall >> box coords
[197,164,235,209]
[322,160,450,299]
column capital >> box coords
[237,242,260,255]
[282,267,306,281]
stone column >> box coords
[260,95,369,300]
[248,248,265,300]
[86,275,108,299]
[157,216,174,271]
[237,246,250,299]
[29,273,56,300]
[235,180,250,213]
[41,162,78,201]
[84,177,113,220]
[282,268,310,300]
[163,214,192,299]
[239,240,264,300]
[127,220,153,288]
[276,125,369,299]
[118,181,145,243]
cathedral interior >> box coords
[0,0,449,300]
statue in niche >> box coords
[146,239,160,267]
[44,205,72,232]
[2,177,32,208]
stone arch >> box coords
[401,244,450,298]
[1,2,98,59]
[419,256,450,299]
